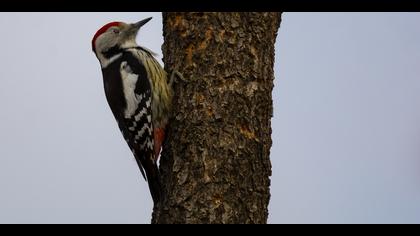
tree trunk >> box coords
[152,12,282,224]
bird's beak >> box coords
[126,17,152,37]
[133,17,152,29]
[129,17,152,35]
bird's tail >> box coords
[135,156,161,205]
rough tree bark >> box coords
[152,12,282,224]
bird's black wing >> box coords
[118,50,161,204]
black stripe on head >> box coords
[102,45,122,59]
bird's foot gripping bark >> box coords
[169,68,187,88]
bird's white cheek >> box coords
[100,53,122,69]
[121,39,138,49]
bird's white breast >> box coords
[120,61,139,118]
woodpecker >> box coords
[91,17,172,204]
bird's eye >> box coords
[112,28,120,34]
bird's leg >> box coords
[169,70,187,87]
[168,64,187,88]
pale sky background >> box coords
[0,12,419,224]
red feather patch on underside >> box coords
[91,22,122,53]
[154,128,165,161]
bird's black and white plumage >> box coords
[92,18,172,204]
[102,48,160,202]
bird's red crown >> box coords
[92,22,122,53]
